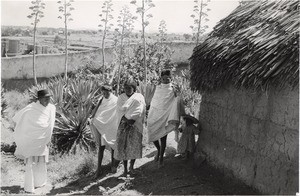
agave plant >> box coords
[28,76,103,154]
[53,78,102,154]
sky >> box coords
[1,0,240,34]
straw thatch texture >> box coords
[190,0,299,92]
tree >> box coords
[157,20,167,44]
[130,0,155,84]
[114,6,137,94]
[98,0,114,80]
[58,0,75,80]
[27,0,46,86]
[190,0,211,46]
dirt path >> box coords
[1,132,260,195]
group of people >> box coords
[12,69,200,193]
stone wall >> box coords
[197,86,299,194]
[1,42,194,79]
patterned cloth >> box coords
[177,124,199,154]
[114,116,143,160]
[114,93,146,161]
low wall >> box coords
[1,42,194,79]
[197,86,299,194]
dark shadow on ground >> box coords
[127,155,261,195]
[1,185,23,194]
[47,164,114,195]
[145,146,177,159]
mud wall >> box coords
[1,42,194,79]
[197,86,299,194]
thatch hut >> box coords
[190,0,298,194]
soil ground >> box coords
[1,131,260,195]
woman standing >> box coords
[114,78,146,176]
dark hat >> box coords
[182,114,199,124]
[161,69,171,77]
[101,84,112,91]
[37,89,51,98]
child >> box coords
[177,114,199,162]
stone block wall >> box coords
[197,86,299,194]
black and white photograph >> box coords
[1,0,298,195]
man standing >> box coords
[90,84,118,178]
[12,89,56,193]
[147,70,183,167]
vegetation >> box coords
[58,0,75,80]
[27,0,46,86]
[190,0,211,46]
[114,6,137,93]
[98,0,114,79]
[130,0,155,84]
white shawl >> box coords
[92,94,118,149]
[117,93,146,133]
[12,102,56,160]
[147,83,181,142]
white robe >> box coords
[147,83,181,142]
[91,94,118,150]
[117,92,146,132]
[12,102,56,161]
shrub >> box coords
[174,69,202,117]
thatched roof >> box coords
[190,0,299,92]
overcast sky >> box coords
[1,0,239,34]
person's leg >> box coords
[111,149,117,173]
[159,135,168,165]
[96,145,105,177]
[153,140,160,162]
[129,159,136,172]
[24,157,35,193]
[33,156,47,188]
[123,160,128,176]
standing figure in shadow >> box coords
[114,78,146,176]
[147,69,184,167]
[90,84,119,178]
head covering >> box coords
[182,114,199,124]
[124,77,137,92]
[161,69,171,77]
[37,89,51,98]
[101,84,112,91]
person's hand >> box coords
[173,84,180,97]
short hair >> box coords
[161,69,171,77]
[124,78,137,92]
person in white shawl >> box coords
[12,89,56,193]
[147,69,183,167]
[114,78,146,176]
[90,84,118,178]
